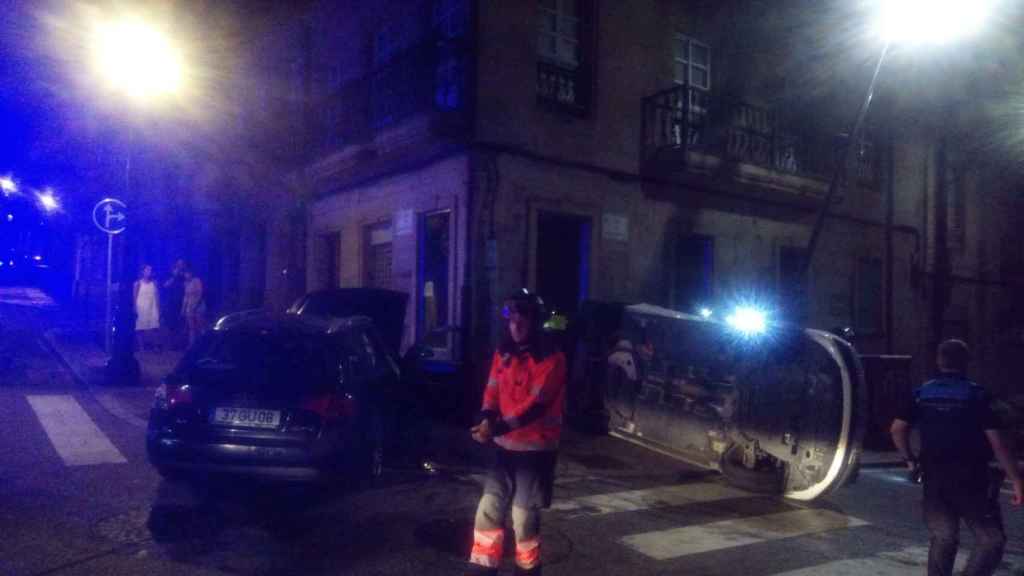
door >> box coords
[536,212,591,319]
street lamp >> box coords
[801,0,994,275]
[37,190,59,213]
[90,18,184,102]
[88,14,186,385]
[0,176,17,195]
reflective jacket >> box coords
[481,349,567,451]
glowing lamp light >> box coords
[873,0,992,45]
[91,18,184,100]
[38,191,59,212]
[0,176,16,194]
[726,307,768,336]
[699,307,714,319]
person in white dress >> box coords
[134,264,161,351]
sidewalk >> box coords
[43,327,184,425]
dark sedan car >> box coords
[146,311,400,484]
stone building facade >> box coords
[243,0,1024,398]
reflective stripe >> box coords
[530,384,546,401]
[470,529,504,568]
[495,437,559,451]
[515,538,541,570]
[487,378,499,389]
[469,552,501,568]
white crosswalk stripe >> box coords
[26,394,127,466]
[620,508,868,560]
[552,482,750,518]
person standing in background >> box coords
[181,267,205,347]
[133,264,160,351]
[162,259,187,349]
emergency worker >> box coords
[891,339,1023,576]
[465,290,566,576]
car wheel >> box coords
[719,444,784,494]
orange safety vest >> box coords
[482,349,567,451]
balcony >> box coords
[314,37,472,158]
[537,61,590,116]
[641,85,876,194]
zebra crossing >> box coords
[25,394,128,467]
[546,474,1023,575]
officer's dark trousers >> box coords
[924,475,1006,576]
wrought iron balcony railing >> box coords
[642,85,876,186]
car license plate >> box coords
[212,407,281,429]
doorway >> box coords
[536,212,591,318]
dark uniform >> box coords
[897,373,1007,576]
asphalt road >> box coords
[2,288,1024,576]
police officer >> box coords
[465,290,566,576]
[890,339,1022,576]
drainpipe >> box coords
[929,133,950,363]
[885,124,895,353]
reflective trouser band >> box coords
[515,538,541,570]
[470,529,504,568]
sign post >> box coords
[92,199,127,354]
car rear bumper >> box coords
[146,431,346,484]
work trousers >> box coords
[924,472,1006,576]
[469,449,557,575]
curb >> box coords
[41,329,150,429]
[40,329,93,389]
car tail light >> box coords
[301,393,356,421]
[155,382,192,410]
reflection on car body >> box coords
[603,304,866,501]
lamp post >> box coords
[88,16,185,385]
[800,0,993,276]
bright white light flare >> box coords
[726,307,767,336]
[91,18,183,100]
[38,192,59,212]
[699,308,713,319]
[873,0,992,45]
[0,176,17,194]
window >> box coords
[536,0,592,113]
[364,222,393,289]
[673,34,711,91]
[537,0,580,69]
[315,231,340,290]
[433,0,468,111]
[418,212,451,349]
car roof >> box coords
[212,309,374,336]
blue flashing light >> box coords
[725,306,768,336]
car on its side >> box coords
[597,303,866,501]
[146,311,400,485]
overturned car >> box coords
[602,304,866,501]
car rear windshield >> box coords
[187,330,340,393]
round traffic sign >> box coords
[92,198,127,234]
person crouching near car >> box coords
[891,339,1022,576]
[465,290,567,576]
